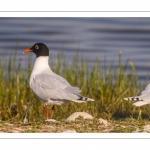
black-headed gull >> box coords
[124,84,150,106]
[23,43,94,119]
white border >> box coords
[1,2,150,149]
[0,12,150,17]
[1,0,150,12]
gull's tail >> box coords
[71,95,95,103]
[78,96,95,101]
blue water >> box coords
[0,17,150,80]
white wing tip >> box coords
[133,101,148,107]
[87,98,95,101]
[124,97,128,100]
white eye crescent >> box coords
[35,45,39,49]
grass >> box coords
[0,48,150,124]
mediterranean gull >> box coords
[124,84,150,106]
[23,43,94,120]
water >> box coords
[0,17,150,80]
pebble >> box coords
[66,112,93,122]
[132,128,140,133]
[98,118,111,126]
[23,118,28,123]
[143,125,150,132]
[45,119,59,123]
[11,130,21,133]
[61,130,77,133]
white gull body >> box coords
[29,56,94,105]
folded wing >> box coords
[30,74,82,101]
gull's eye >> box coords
[35,45,39,49]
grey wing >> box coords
[141,84,150,95]
[30,74,81,101]
[138,84,150,102]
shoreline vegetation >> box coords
[0,49,150,132]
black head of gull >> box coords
[24,43,49,58]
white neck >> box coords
[31,56,53,75]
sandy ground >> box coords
[0,117,150,133]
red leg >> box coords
[45,104,48,119]
[50,105,55,119]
